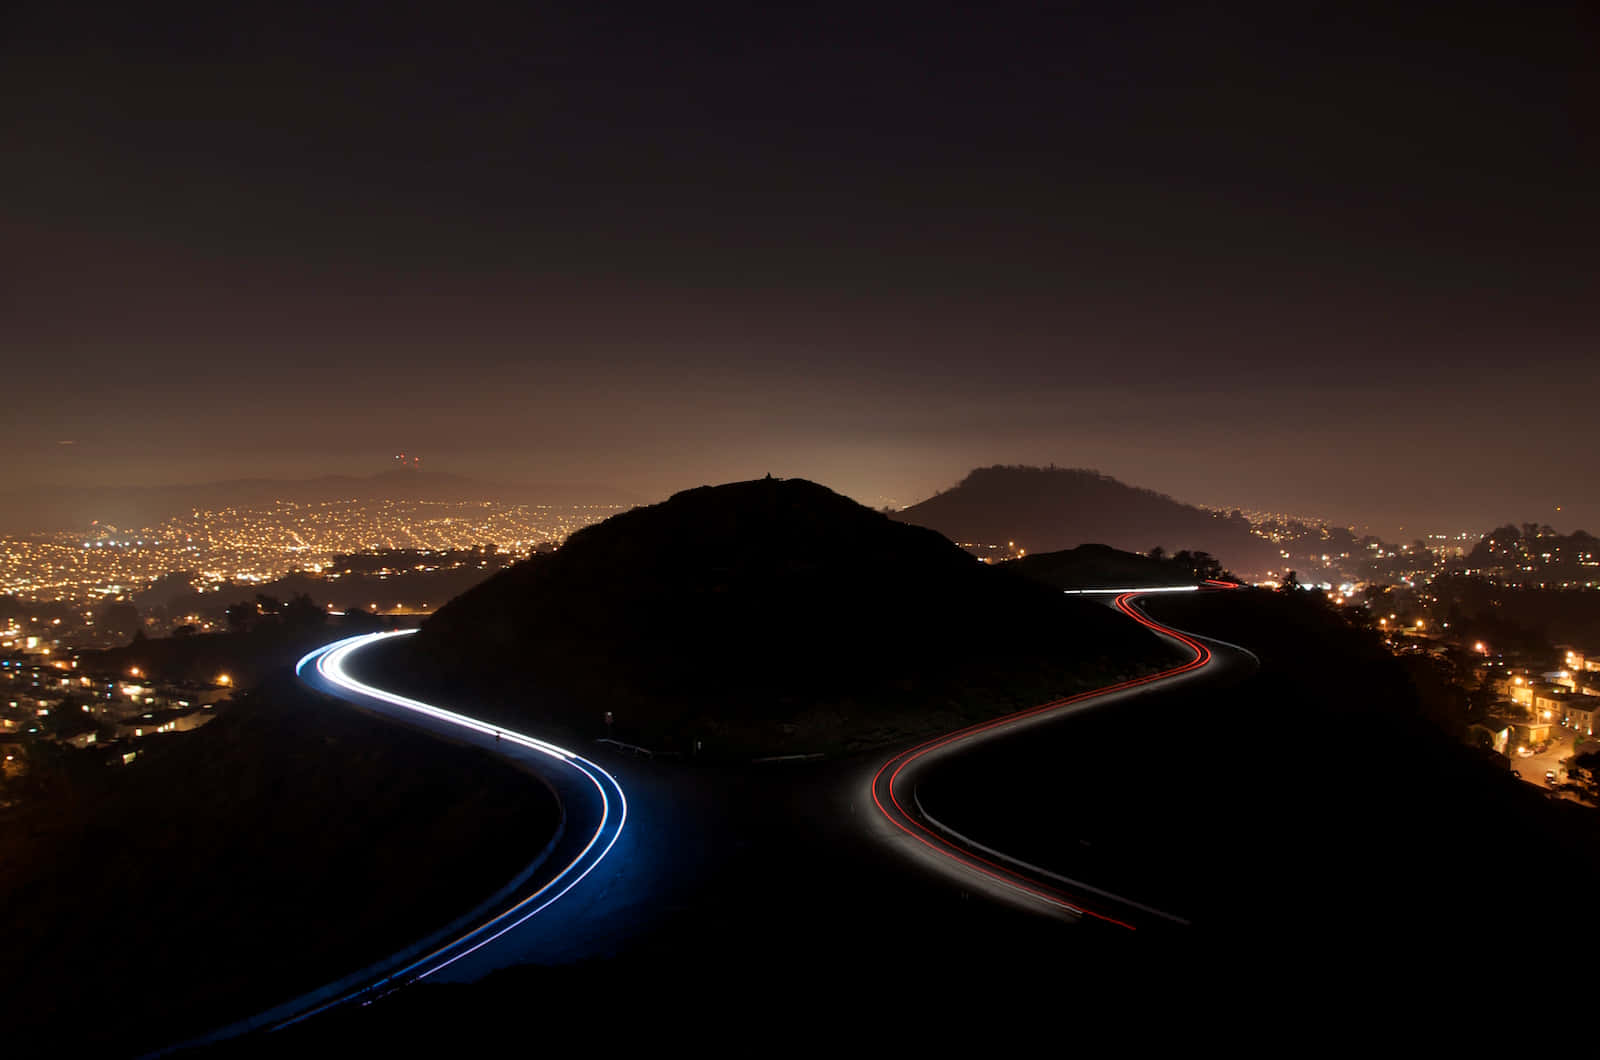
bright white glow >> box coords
[313,632,573,761]
[282,631,629,1022]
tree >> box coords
[1147,546,1166,562]
[282,593,326,631]
[1282,570,1301,591]
[342,605,384,632]
[1569,750,1600,794]
[225,600,255,633]
[97,601,139,638]
[1170,549,1225,582]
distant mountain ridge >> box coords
[899,465,1278,577]
[0,471,642,533]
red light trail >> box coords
[870,586,1234,929]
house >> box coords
[115,706,216,740]
[1560,696,1599,738]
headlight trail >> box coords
[274,631,629,1027]
[870,585,1231,929]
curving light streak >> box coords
[280,631,628,1027]
[300,633,575,761]
[870,590,1218,930]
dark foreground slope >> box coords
[901,465,1276,576]
[1137,590,1600,947]
[920,587,1600,949]
[0,674,558,1054]
[384,477,1178,756]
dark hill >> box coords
[1008,543,1195,590]
[899,465,1277,577]
[0,675,556,1053]
[384,477,1178,755]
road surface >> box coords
[170,586,1254,1048]
[159,630,633,1050]
[866,585,1258,930]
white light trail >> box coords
[306,631,574,761]
[278,631,629,1024]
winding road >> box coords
[171,583,1251,1049]
[289,632,628,1003]
[158,630,632,1051]
[867,584,1255,930]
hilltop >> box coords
[899,465,1277,576]
[373,477,1179,756]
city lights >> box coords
[0,500,623,607]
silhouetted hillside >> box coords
[910,587,1600,954]
[380,477,1179,755]
[899,465,1277,577]
[1135,589,1600,945]
[0,674,558,1053]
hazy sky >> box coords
[4,2,1594,535]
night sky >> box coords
[5,2,1594,534]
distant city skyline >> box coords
[1,455,1580,544]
